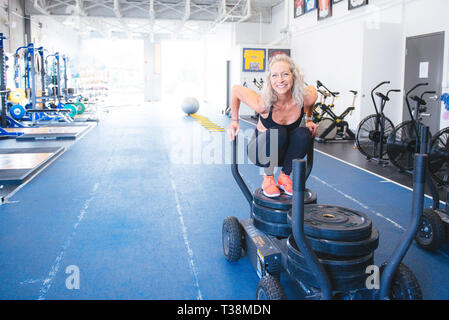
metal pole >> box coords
[38,47,46,96]
[379,153,426,299]
[0,33,7,128]
[292,159,332,300]
[63,55,68,99]
[55,53,61,104]
[231,139,253,208]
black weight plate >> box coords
[253,188,317,210]
[286,235,374,275]
[287,257,368,291]
[302,205,372,241]
[252,216,291,238]
[253,188,292,210]
[252,202,289,224]
[287,206,372,242]
[287,204,315,225]
[305,227,379,258]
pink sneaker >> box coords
[262,175,281,198]
[277,172,293,196]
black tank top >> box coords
[259,106,304,131]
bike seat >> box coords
[411,95,426,106]
[333,92,340,96]
[375,92,389,101]
[349,90,358,95]
[318,89,331,97]
[419,106,427,113]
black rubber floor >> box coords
[314,139,447,204]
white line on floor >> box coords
[311,175,405,231]
[37,182,99,300]
[19,279,45,285]
[313,148,439,203]
[169,171,203,300]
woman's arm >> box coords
[230,85,266,119]
[303,85,319,138]
[227,85,266,141]
[303,85,318,117]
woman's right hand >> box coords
[227,120,240,141]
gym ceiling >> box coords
[25,0,284,38]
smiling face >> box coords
[269,61,294,97]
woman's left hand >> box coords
[306,121,318,138]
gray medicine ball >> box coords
[181,97,200,115]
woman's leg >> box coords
[281,127,312,175]
[247,127,288,175]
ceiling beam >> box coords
[182,0,191,22]
[112,0,133,37]
[75,0,88,16]
[33,0,51,15]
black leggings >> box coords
[247,126,312,176]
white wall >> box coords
[291,20,365,129]
[202,24,234,112]
[144,38,161,102]
[26,15,82,95]
[230,1,290,116]
[0,0,26,53]
[30,15,81,58]
[269,1,289,44]
[289,0,449,130]
[360,22,403,124]
[155,24,233,112]
[1,0,26,89]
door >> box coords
[403,32,444,133]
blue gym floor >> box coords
[1,102,448,300]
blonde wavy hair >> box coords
[261,54,305,112]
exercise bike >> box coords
[386,82,436,173]
[314,80,356,143]
[355,81,400,166]
[222,135,423,300]
[312,88,331,124]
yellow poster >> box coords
[242,48,266,72]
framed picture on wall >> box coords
[242,48,266,72]
[268,49,291,63]
[294,0,306,18]
[305,0,317,13]
[318,0,332,20]
[348,0,368,10]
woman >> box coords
[227,54,318,197]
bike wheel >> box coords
[429,127,449,185]
[387,121,417,171]
[386,121,431,172]
[356,114,394,159]
[316,117,337,140]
